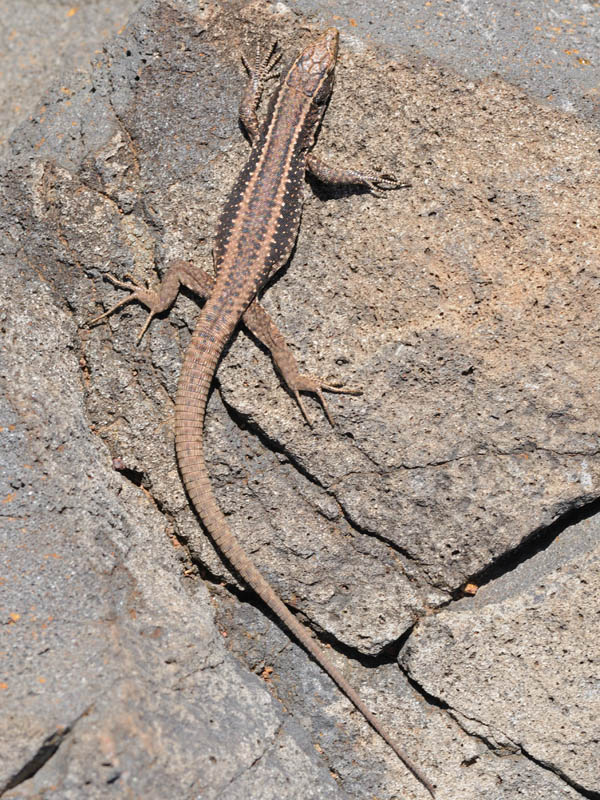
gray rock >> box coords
[292,0,600,121]
[401,514,600,795]
[218,583,587,800]
[0,0,141,159]
[0,254,344,798]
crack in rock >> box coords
[0,706,92,796]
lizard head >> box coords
[286,28,339,103]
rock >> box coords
[2,0,599,797]
[402,514,600,795]
[0,242,344,799]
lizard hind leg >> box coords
[242,302,362,426]
[88,259,207,345]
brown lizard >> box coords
[92,28,435,797]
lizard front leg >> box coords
[307,153,410,195]
[239,40,281,143]
[90,260,359,424]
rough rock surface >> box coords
[1,0,599,798]
[0,253,344,799]
[0,0,141,159]
[402,514,600,797]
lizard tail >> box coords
[174,319,436,799]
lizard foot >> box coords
[89,273,159,344]
[241,38,281,95]
[358,171,411,196]
[290,374,362,426]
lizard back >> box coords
[212,45,336,298]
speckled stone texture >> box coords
[1,0,599,798]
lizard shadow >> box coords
[307,172,373,202]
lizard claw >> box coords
[364,173,411,196]
[292,390,314,427]
[242,39,282,86]
[134,309,157,344]
[89,272,158,344]
[291,374,362,426]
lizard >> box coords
[91,28,436,797]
